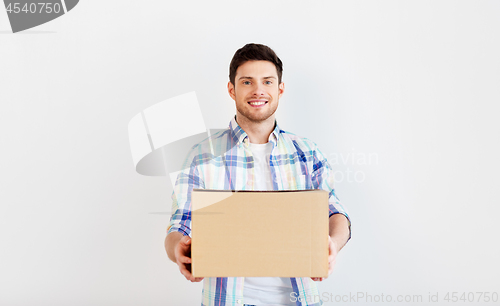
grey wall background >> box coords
[1,1,499,305]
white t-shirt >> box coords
[242,142,295,306]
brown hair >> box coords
[229,43,283,85]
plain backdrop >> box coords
[1,1,499,305]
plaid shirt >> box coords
[168,116,351,306]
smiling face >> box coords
[228,60,285,124]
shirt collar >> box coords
[229,115,281,146]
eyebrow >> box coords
[238,76,277,80]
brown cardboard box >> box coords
[191,189,329,277]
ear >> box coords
[278,82,285,99]
[228,81,236,100]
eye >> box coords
[265,80,273,85]
[243,81,251,85]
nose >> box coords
[252,83,266,96]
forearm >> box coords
[329,213,350,253]
[165,231,184,263]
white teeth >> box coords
[249,101,266,105]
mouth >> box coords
[247,99,268,107]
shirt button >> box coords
[236,299,242,304]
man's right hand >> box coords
[165,232,204,282]
[175,236,204,282]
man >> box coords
[165,43,351,306]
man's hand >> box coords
[165,232,204,282]
[311,213,349,282]
[311,236,338,282]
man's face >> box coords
[228,60,284,124]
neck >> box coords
[235,113,275,144]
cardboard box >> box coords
[191,189,329,277]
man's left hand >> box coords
[311,236,337,282]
